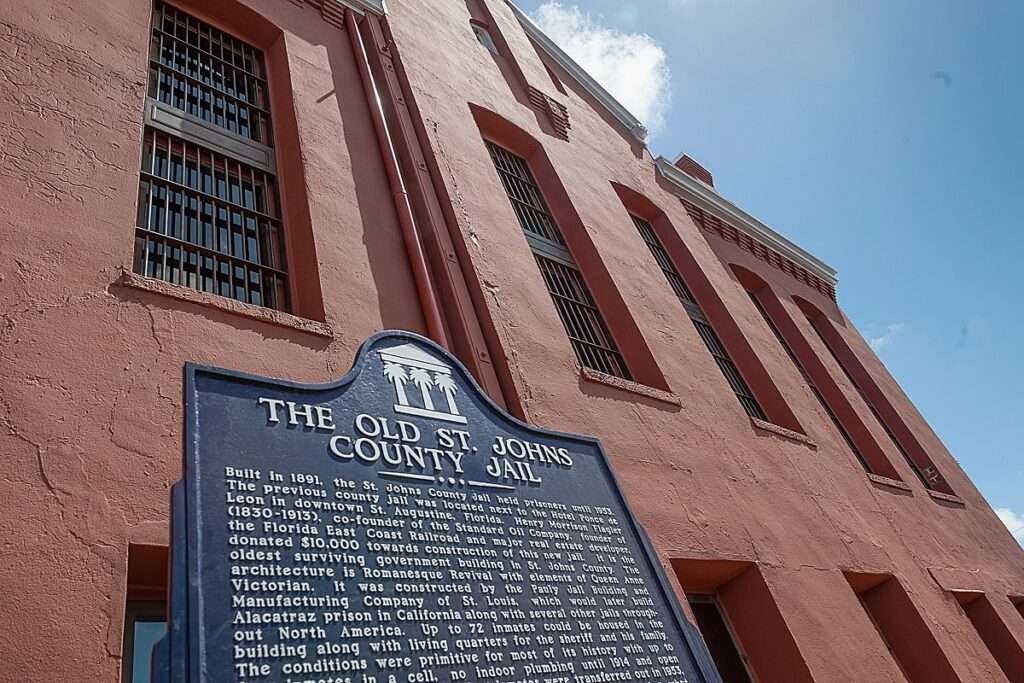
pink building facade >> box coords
[1,0,1022,680]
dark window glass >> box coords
[487,142,566,246]
[534,254,631,379]
[688,596,754,683]
[136,3,289,311]
[632,214,765,420]
[122,601,167,683]
[486,141,630,379]
[748,293,871,471]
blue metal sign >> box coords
[154,331,720,683]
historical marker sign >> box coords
[154,331,720,683]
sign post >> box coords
[154,331,721,683]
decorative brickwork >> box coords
[682,199,837,301]
[284,0,346,29]
[528,85,571,141]
[675,155,714,187]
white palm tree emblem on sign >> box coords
[377,343,468,424]
[434,373,460,416]
[408,367,435,411]
[383,362,409,406]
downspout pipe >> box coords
[345,9,449,347]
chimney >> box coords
[674,154,714,187]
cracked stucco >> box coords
[0,1,430,679]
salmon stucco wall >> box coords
[0,0,1022,681]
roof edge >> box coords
[655,157,839,287]
[505,1,648,142]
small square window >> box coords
[472,23,498,53]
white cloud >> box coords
[868,322,906,351]
[996,508,1024,546]
[532,2,672,137]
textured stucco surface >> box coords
[384,1,1024,680]
[0,0,425,679]
[1,0,1023,681]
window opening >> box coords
[632,214,765,420]
[806,316,946,490]
[956,593,1024,681]
[122,600,167,683]
[471,22,498,54]
[749,293,870,470]
[149,2,271,143]
[136,2,289,311]
[486,141,629,379]
[845,573,959,683]
[687,595,754,683]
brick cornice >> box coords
[656,157,839,300]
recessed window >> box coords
[632,214,765,420]
[748,292,870,469]
[673,559,814,682]
[687,595,754,683]
[953,592,1024,681]
[122,601,167,683]
[135,2,290,311]
[804,311,951,493]
[471,22,498,53]
[845,572,958,682]
[486,141,630,379]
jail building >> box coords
[1,0,1023,681]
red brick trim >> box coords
[750,418,818,449]
[580,367,682,407]
[116,272,334,338]
[683,200,837,301]
[867,473,913,492]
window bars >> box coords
[487,141,630,380]
[748,293,870,471]
[632,214,766,420]
[149,2,271,144]
[805,316,948,491]
[135,2,289,311]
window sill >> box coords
[750,418,817,449]
[116,272,333,339]
[867,473,913,493]
[928,489,965,506]
[580,367,681,407]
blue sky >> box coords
[523,0,1024,542]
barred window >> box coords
[135,2,289,311]
[149,2,271,144]
[806,316,948,491]
[748,293,870,471]
[632,214,765,420]
[486,141,630,379]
